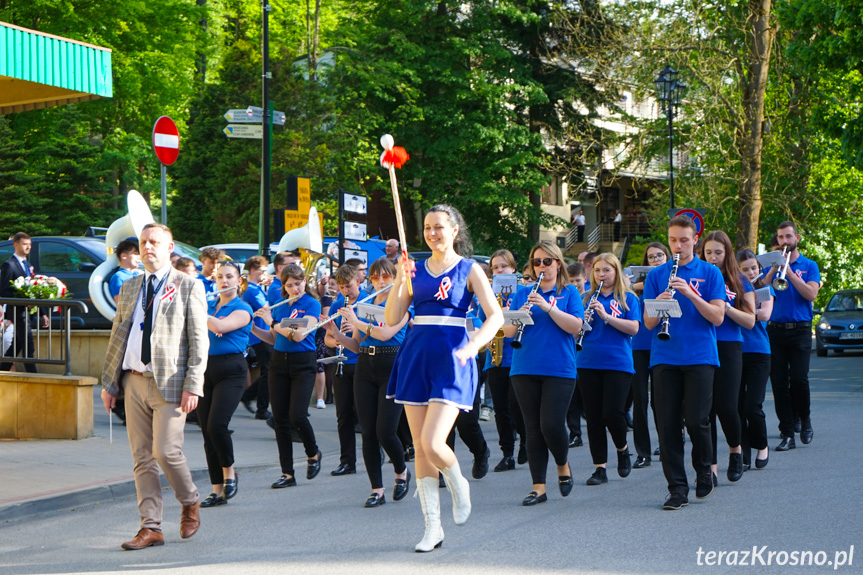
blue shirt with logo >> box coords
[267,279,283,306]
[329,293,359,365]
[109,268,139,299]
[743,286,774,354]
[509,283,585,379]
[358,299,408,349]
[242,282,268,346]
[770,254,820,322]
[643,256,725,368]
[631,293,654,351]
[207,297,253,356]
[197,273,216,295]
[715,274,755,343]
[577,291,640,374]
[272,293,321,353]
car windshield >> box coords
[826,292,863,312]
[172,240,202,261]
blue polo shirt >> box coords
[197,274,216,295]
[272,293,321,353]
[242,282,268,346]
[643,256,725,367]
[743,286,774,354]
[109,268,139,299]
[509,284,585,379]
[631,294,654,351]
[479,293,515,370]
[715,275,755,343]
[267,279,283,306]
[770,254,820,322]
[577,291,640,374]
[329,293,359,365]
[359,300,408,349]
[207,297,253,356]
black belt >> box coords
[767,321,811,330]
[359,346,399,356]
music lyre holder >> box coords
[626,266,654,280]
[279,316,316,330]
[503,309,533,328]
[644,299,682,320]
[755,251,786,269]
[754,286,772,304]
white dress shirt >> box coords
[122,264,172,372]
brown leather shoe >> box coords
[121,528,164,550]
[180,501,200,539]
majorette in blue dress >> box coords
[387,257,477,410]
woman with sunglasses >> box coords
[577,253,640,486]
[386,205,503,552]
[198,262,253,507]
[503,241,584,506]
[253,264,323,489]
[699,231,755,485]
[630,242,670,467]
[335,257,411,508]
[736,249,773,471]
[481,249,527,471]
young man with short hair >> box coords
[110,239,141,304]
[0,232,48,372]
[198,247,222,295]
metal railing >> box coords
[0,298,89,376]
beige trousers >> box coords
[124,371,198,530]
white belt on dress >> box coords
[413,316,467,327]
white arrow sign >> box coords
[224,124,263,139]
[224,109,262,123]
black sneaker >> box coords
[695,470,714,499]
[586,467,608,485]
[569,435,583,448]
[663,492,689,510]
[617,449,632,478]
[472,445,490,479]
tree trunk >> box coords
[195,0,207,84]
[736,0,775,249]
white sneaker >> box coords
[479,406,492,421]
[316,399,326,409]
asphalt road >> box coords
[1,351,861,575]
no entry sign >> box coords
[152,116,179,165]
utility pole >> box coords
[260,0,272,256]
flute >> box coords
[206,285,239,300]
[300,284,394,337]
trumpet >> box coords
[657,253,680,341]
[772,246,791,291]
[299,284,394,338]
[575,280,603,352]
[511,271,544,349]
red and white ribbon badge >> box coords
[435,276,453,301]
[689,279,702,297]
[610,299,622,318]
[794,269,804,279]
[161,284,176,304]
[289,309,300,319]
[725,285,736,302]
[548,295,561,309]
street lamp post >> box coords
[654,66,687,210]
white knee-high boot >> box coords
[415,476,444,552]
[440,459,471,525]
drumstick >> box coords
[380,134,412,296]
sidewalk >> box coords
[0,385,343,523]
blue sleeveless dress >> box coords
[387,258,477,410]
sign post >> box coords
[667,207,707,239]
[152,116,179,225]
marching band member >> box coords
[630,242,670,467]
[199,262,253,507]
[577,254,640,485]
[240,256,273,422]
[700,231,755,484]
[643,216,725,511]
[253,264,322,489]
[503,241,584,507]
[385,205,503,552]
[762,221,821,450]
[267,252,300,306]
[482,249,527,471]
[736,249,773,470]
[337,257,411,507]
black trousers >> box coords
[631,350,653,459]
[486,366,525,457]
[0,312,37,372]
[512,374,575,485]
[354,353,406,490]
[710,341,743,463]
[447,373,488,457]
[241,341,272,414]
[269,351,318,476]
[578,368,630,465]
[739,353,770,464]
[334,363,357,467]
[566,380,583,438]
[198,354,247,485]
[768,325,812,436]
[653,363,714,496]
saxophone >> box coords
[490,293,505,367]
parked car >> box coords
[0,237,112,329]
[815,290,863,356]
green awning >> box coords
[0,21,112,114]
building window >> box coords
[541,177,562,206]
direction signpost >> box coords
[152,116,179,225]
[224,124,264,139]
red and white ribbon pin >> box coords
[435,276,453,301]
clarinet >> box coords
[511,272,544,349]
[575,280,604,351]
[657,253,680,341]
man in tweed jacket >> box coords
[101,223,209,550]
